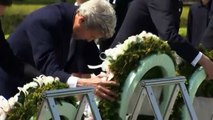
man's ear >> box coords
[78,15,85,24]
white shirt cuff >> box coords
[67,75,80,88]
[191,52,203,66]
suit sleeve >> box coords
[26,6,70,82]
[149,0,199,63]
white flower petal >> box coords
[43,76,55,85]
[8,93,19,108]
[107,72,114,81]
[8,97,16,108]
[0,96,10,112]
[54,77,60,82]
[33,77,43,86]
[28,82,38,88]
[0,107,7,120]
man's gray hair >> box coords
[77,0,116,38]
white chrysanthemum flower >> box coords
[138,31,147,38]
[33,75,44,86]
[145,32,154,39]
[113,47,124,59]
[127,35,138,43]
[43,76,55,85]
[115,44,122,49]
[117,42,129,52]
[8,93,20,108]
[105,48,116,57]
[105,50,112,57]
[18,82,37,95]
[124,37,133,45]
[22,83,31,90]
[123,35,139,49]
[152,34,159,40]
[0,107,6,120]
[0,96,10,112]
[107,72,114,81]
[101,60,111,72]
[54,77,60,82]
[111,54,118,60]
[17,86,28,95]
[28,82,38,88]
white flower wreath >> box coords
[0,75,64,120]
[97,31,174,120]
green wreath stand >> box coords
[181,67,206,120]
[118,53,176,119]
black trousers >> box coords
[0,63,40,99]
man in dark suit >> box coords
[110,0,213,80]
[0,0,40,98]
[1,0,118,101]
[187,0,212,49]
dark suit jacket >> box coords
[111,0,199,63]
[202,17,213,49]
[6,3,101,83]
[201,0,213,49]
[187,1,211,49]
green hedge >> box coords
[2,3,189,35]
[2,14,25,34]
[180,6,189,28]
[2,0,75,34]
[2,4,44,34]
[2,0,189,36]
[179,27,187,38]
[13,0,75,4]
[13,0,57,4]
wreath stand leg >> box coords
[37,87,102,120]
[129,76,197,120]
[181,67,207,120]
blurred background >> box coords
[1,0,76,35]
[1,0,199,37]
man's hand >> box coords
[199,54,213,80]
[77,76,118,101]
